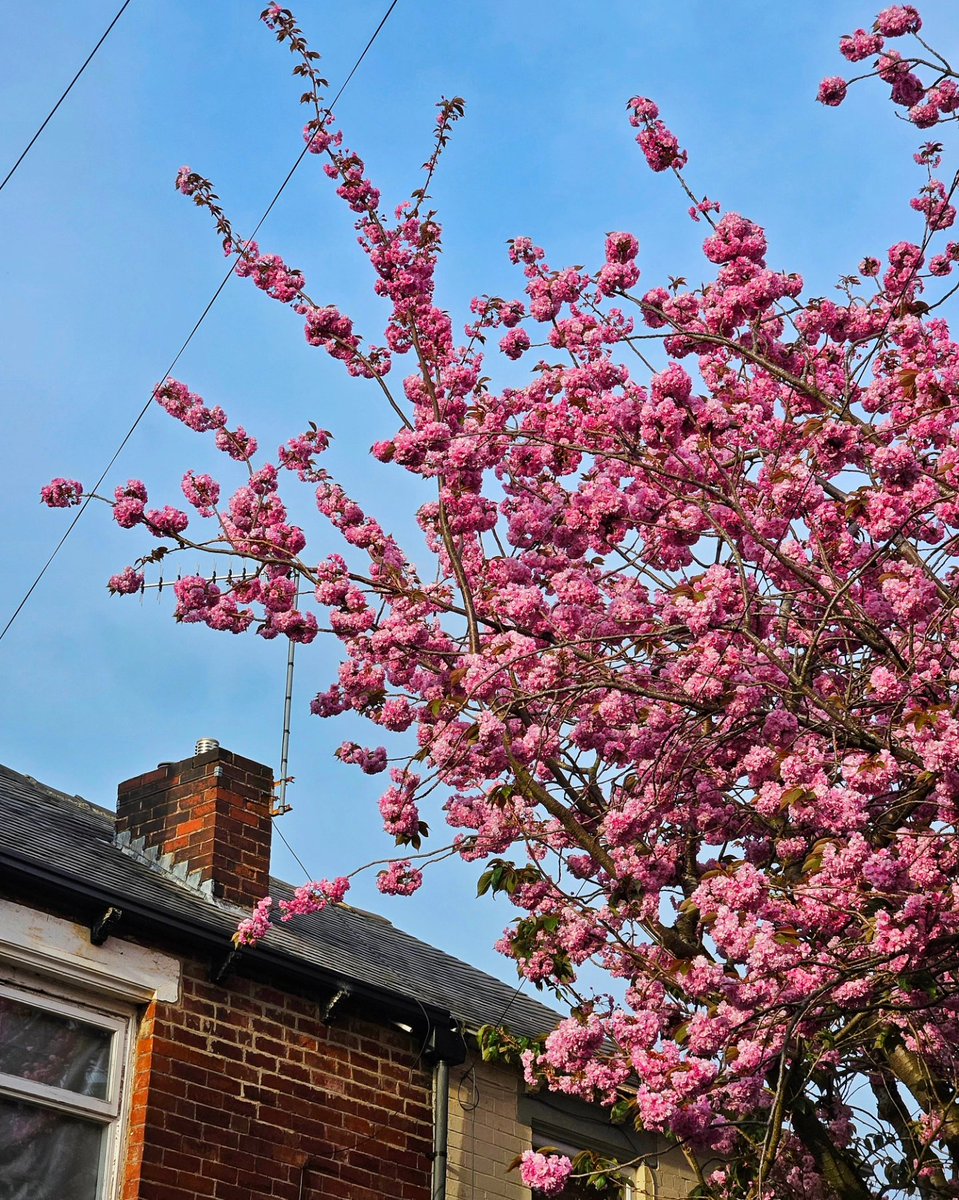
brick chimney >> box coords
[116,742,273,908]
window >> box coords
[0,981,133,1200]
[520,1089,698,1200]
[532,1136,636,1200]
[534,1174,634,1200]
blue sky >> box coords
[1,0,955,985]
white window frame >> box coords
[0,976,136,1200]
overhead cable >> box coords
[0,0,401,646]
[0,0,134,196]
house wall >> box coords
[447,1057,529,1200]
[637,1155,699,1199]
[0,891,437,1200]
[123,955,435,1200]
[446,1056,701,1200]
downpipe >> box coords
[432,1058,450,1200]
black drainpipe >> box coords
[432,1058,450,1200]
[427,1020,467,1200]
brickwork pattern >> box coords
[635,1152,699,1200]
[116,749,273,909]
[445,1059,701,1200]
[447,1059,529,1200]
[121,956,434,1200]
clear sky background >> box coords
[1,0,955,986]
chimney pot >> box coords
[195,737,220,756]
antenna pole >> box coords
[278,637,297,810]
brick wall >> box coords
[446,1058,529,1200]
[122,955,434,1200]
[445,1057,701,1200]
[636,1147,699,1200]
[116,747,273,910]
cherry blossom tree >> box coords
[44,5,959,1196]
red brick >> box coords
[123,955,432,1200]
[116,749,273,907]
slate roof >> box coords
[0,763,560,1041]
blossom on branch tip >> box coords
[874,5,921,36]
[337,742,389,774]
[817,77,848,106]
[108,566,144,595]
[840,29,885,61]
[278,878,350,921]
[518,1152,573,1196]
[234,896,273,946]
[40,478,83,508]
[376,860,423,895]
[155,379,227,433]
[628,96,687,172]
[175,166,198,196]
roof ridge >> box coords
[0,762,113,820]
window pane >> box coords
[0,1095,102,1200]
[535,1183,597,1200]
[0,995,111,1099]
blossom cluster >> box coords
[43,5,959,1196]
[820,5,959,131]
[518,1151,573,1196]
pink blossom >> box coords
[234,896,273,946]
[175,166,197,195]
[144,506,189,536]
[518,1152,573,1196]
[376,860,424,895]
[874,5,921,36]
[173,576,220,622]
[839,29,885,61]
[628,97,688,172]
[108,566,144,595]
[500,328,531,359]
[112,480,148,528]
[181,471,220,516]
[40,478,83,508]
[215,426,258,462]
[337,742,388,774]
[236,247,305,304]
[278,877,350,921]
[687,197,721,223]
[261,575,297,613]
[264,609,318,644]
[155,379,226,433]
[817,77,848,107]
[597,233,641,294]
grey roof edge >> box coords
[0,761,562,1042]
[114,828,214,896]
[0,841,462,1035]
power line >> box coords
[0,1,133,196]
[0,0,401,647]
